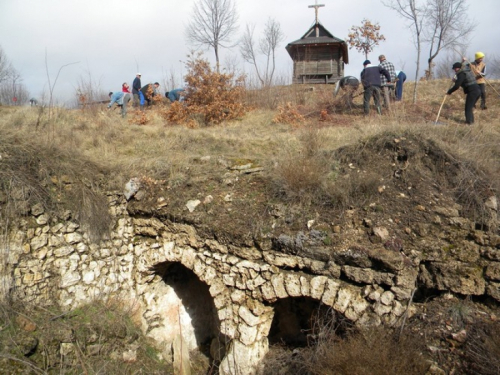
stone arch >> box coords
[149,261,222,357]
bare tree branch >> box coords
[424,0,476,79]
[185,0,239,72]
[240,18,284,87]
[383,0,427,104]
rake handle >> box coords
[435,94,447,124]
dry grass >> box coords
[262,325,429,375]
[1,78,499,232]
[0,299,170,374]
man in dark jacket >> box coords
[132,73,142,107]
[447,62,481,124]
[140,82,161,106]
[360,60,391,115]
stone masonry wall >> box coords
[1,192,499,374]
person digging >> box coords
[447,62,481,125]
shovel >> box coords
[434,94,447,125]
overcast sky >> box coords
[1,0,498,104]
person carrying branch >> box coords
[447,62,481,125]
[469,52,487,110]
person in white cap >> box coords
[132,73,142,108]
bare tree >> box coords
[347,19,386,60]
[185,0,238,72]
[0,68,30,105]
[240,18,285,87]
[45,49,79,118]
[0,46,13,85]
[424,0,475,79]
[383,0,427,104]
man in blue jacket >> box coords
[107,91,131,118]
[132,73,142,108]
[360,60,391,115]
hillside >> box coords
[1,80,500,374]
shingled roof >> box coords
[286,22,349,64]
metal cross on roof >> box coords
[308,0,325,24]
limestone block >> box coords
[49,234,65,247]
[35,248,48,260]
[221,338,268,375]
[350,293,369,316]
[50,223,64,233]
[60,271,81,288]
[54,246,75,258]
[380,291,395,306]
[390,286,413,300]
[421,261,486,295]
[343,266,374,284]
[357,311,382,327]
[260,282,277,302]
[368,287,383,302]
[231,290,246,304]
[395,268,418,288]
[222,274,235,287]
[392,300,406,317]
[236,260,261,272]
[322,279,340,306]
[230,246,262,261]
[65,222,80,233]
[374,302,392,316]
[485,262,500,281]
[246,275,266,291]
[214,294,228,310]
[220,319,237,338]
[333,286,354,313]
[309,276,328,300]
[76,243,88,254]
[82,271,95,284]
[239,306,261,327]
[36,214,50,225]
[200,266,217,284]
[300,276,310,297]
[256,315,273,341]
[284,273,302,297]
[64,232,82,245]
[238,322,258,345]
[209,280,226,297]
[270,274,288,299]
[30,234,48,251]
[486,282,500,301]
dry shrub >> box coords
[182,53,247,125]
[272,129,333,203]
[162,101,189,124]
[273,102,305,125]
[128,110,150,125]
[262,325,429,375]
[462,319,500,375]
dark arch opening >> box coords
[268,297,349,347]
[153,262,221,357]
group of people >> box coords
[447,52,487,125]
[107,72,185,117]
[359,52,488,125]
[360,54,405,115]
